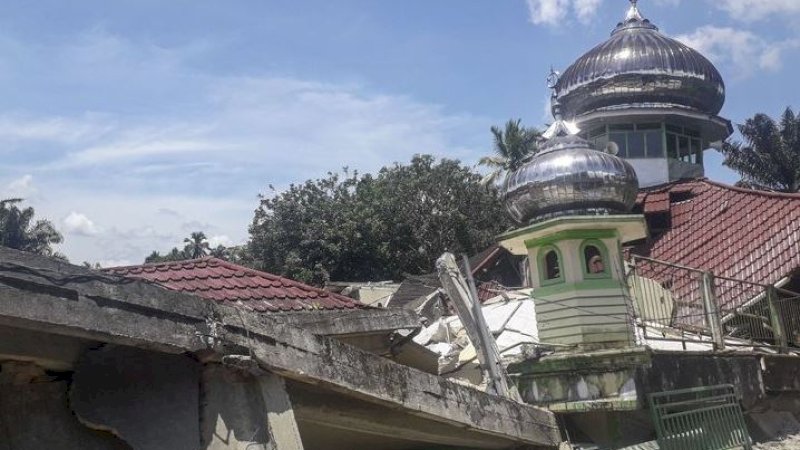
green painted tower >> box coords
[499,217,646,350]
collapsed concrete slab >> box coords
[0,247,561,449]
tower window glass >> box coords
[646,131,664,157]
[544,250,560,280]
[582,123,700,160]
[627,132,646,158]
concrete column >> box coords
[200,363,304,450]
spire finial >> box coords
[625,0,643,21]
[546,67,562,119]
[543,72,580,140]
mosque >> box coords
[483,1,800,446]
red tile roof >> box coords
[103,257,367,313]
[633,179,800,287]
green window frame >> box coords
[537,245,565,286]
[580,239,611,280]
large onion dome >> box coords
[502,119,639,224]
[554,0,725,119]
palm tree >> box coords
[479,119,541,187]
[0,198,64,257]
[183,231,210,259]
[720,107,800,193]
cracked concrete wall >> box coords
[71,345,201,450]
[0,361,131,450]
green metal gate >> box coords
[648,385,751,450]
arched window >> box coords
[581,240,610,279]
[538,246,564,285]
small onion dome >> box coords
[554,0,725,119]
[502,120,639,225]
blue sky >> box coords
[0,0,798,265]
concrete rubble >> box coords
[0,247,562,450]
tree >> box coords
[720,107,800,192]
[144,247,188,263]
[0,198,64,258]
[249,155,511,285]
[479,119,542,187]
[208,244,248,264]
[144,233,245,264]
[183,231,210,259]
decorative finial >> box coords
[543,66,579,139]
[546,66,560,90]
[625,0,643,21]
[546,67,563,121]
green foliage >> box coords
[0,198,65,259]
[479,119,542,187]
[209,244,248,264]
[720,107,800,192]
[145,247,189,264]
[248,154,511,285]
[144,232,246,264]
[184,231,211,259]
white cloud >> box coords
[0,28,492,265]
[0,114,112,144]
[208,235,234,248]
[712,0,800,21]
[3,174,37,198]
[97,259,134,268]
[62,211,100,236]
[525,0,601,25]
[675,26,800,77]
[573,0,602,23]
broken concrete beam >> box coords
[288,381,531,449]
[273,309,421,336]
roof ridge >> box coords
[103,256,216,272]
[701,179,800,199]
[639,178,704,193]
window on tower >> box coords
[538,246,564,285]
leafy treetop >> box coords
[0,198,65,259]
[479,119,541,187]
[248,154,511,285]
[145,232,246,264]
[720,107,800,193]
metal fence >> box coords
[629,255,800,351]
[649,385,751,450]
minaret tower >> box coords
[498,86,647,350]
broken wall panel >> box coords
[0,361,131,450]
[71,345,201,450]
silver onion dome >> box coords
[554,0,725,119]
[502,117,639,225]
